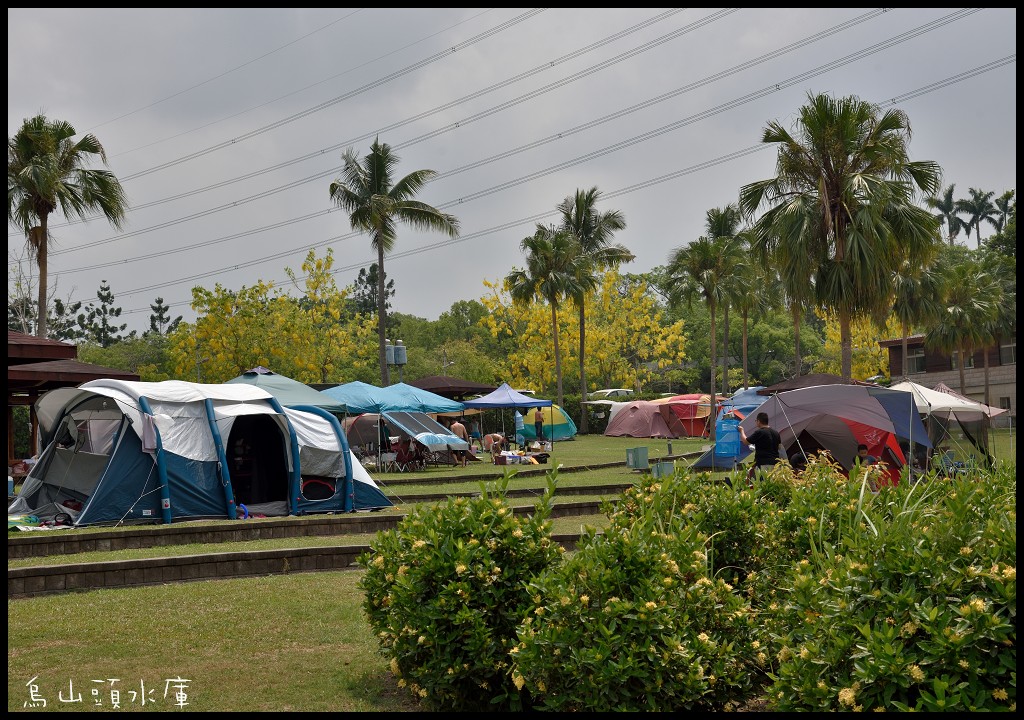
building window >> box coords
[999,397,1011,412]
[951,351,975,370]
[906,347,926,374]
[1000,336,1016,365]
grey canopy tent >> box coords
[227,367,348,414]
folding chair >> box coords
[937,450,966,477]
[395,442,424,472]
[378,452,399,473]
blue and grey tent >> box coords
[8,379,390,527]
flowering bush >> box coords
[357,474,562,711]
[513,477,759,711]
[767,465,1017,711]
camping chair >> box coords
[936,450,967,477]
[395,441,424,472]
[378,452,399,473]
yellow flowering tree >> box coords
[815,311,903,382]
[284,248,377,383]
[168,250,378,383]
[480,271,686,393]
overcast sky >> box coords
[7,8,1017,335]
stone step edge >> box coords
[9,533,589,599]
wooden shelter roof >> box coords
[7,330,77,365]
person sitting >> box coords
[856,444,878,466]
[788,451,808,473]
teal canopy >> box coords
[322,381,464,414]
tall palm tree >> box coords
[8,114,128,338]
[557,187,632,434]
[957,187,999,248]
[505,225,593,409]
[704,204,744,395]
[993,190,1015,233]
[924,183,967,245]
[731,232,776,389]
[329,138,459,384]
[666,235,743,442]
[739,92,941,380]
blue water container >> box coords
[715,417,741,457]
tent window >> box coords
[999,336,1015,365]
[950,350,974,371]
[906,347,926,375]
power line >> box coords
[25,7,684,236]
[45,8,984,279]
[86,9,367,133]
[109,57,1016,316]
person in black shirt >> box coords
[739,411,783,483]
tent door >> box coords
[225,415,288,506]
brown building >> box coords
[879,333,1015,427]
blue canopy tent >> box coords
[463,383,552,450]
[461,383,552,410]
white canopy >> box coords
[889,381,1007,420]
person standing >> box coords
[534,407,546,441]
[449,418,470,467]
[738,411,783,483]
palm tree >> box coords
[666,235,743,442]
[977,248,1016,408]
[731,232,776,388]
[505,225,593,409]
[890,257,944,381]
[8,114,128,338]
[557,187,632,434]
[957,187,999,248]
[704,204,744,395]
[927,255,996,394]
[994,190,1015,233]
[739,92,941,380]
[329,138,459,384]
[924,184,967,245]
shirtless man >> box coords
[449,419,470,467]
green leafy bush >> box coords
[767,465,1017,711]
[357,474,563,710]
[514,476,759,710]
